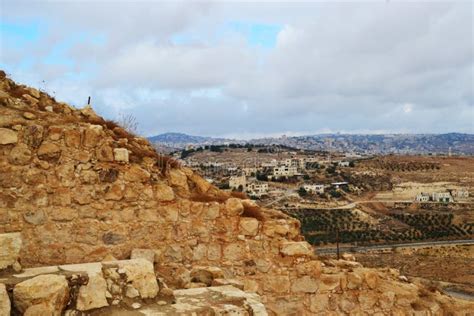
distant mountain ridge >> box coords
[148,132,474,154]
[148,132,235,146]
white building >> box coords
[452,189,469,199]
[415,193,430,202]
[338,161,350,167]
[229,175,246,190]
[247,182,269,197]
[303,184,325,194]
[432,192,453,203]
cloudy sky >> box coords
[1,1,472,138]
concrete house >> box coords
[303,184,325,194]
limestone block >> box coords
[239,217,259,236]
[223,242,247,261]
[291,275,319,293]
[124,165,150,182]
[309,293,329,313]
[37,142,61,161]
[0,128,18,144]
[155,183,175,202]
[279,241,313,257]
[263,275,290,294]
[203,203,220,220]
[113,148,129,163]
[130,248,155,264]
[0,283,10,316]
[224,198,244,217]
[262,219,290,237]
[347,272,363,289]
[116,259,159,299]
[13,274,69,315]
[364,270,379,289]
[76,274,109,311]
[64,129,82,148]
[168,169,189,192]
[296,260,322,278]
[319,274,343,293]
[23,209,46,225]
[97,145,114,162]
[8,143,32,165]
[0,232,22,270]
[83,125,103,148]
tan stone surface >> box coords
[76,274,109,311]
[13,274,69,315]
[0,233,22,270]
[0,283,10,316]
[0,127,18,144]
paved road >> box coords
[316,239,474,255]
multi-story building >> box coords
[272,166,298,177]
[247,182,269,197]
[229,175,246,191]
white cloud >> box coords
[1,1,473,137]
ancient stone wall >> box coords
[1,72,473,315]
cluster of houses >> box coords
[228,175,269,198]
[415,189,469,203]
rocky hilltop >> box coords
[0,71,472,315]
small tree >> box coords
[298,187,308,197]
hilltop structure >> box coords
[0,71,473,314]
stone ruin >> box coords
[0,71,473,315]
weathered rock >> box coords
[124,165,150,182]
[155,183,175,201]
[23,112,36,120]
[364,270,379,289]
[83,125,102,148]
[116,259,159,299]
[190,266,224,286]
[0,128,18,144]
[224,198,244,216]
[13,274,69,315]
[0,284,10,316]
[37,142,61,161]
[0,232,22,270]
[130,248,155,264]
[23,209,46,225]
[8,143,32,165]
[291,276,319,293]
[296,260,322,278]
[113,148,129,163]
[76,275,109,311]
[280,241,313,257]
[264,275,290,294]
[239,217,259,236]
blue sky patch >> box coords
[228,21,282,48]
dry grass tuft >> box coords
[242,203,265,221]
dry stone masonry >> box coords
[0,71,473,314]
